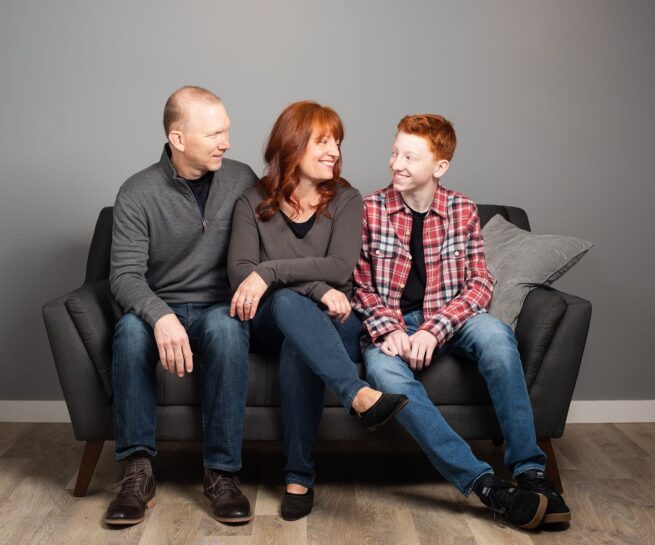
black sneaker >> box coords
[516,470,571,524]
[473,474,547,530]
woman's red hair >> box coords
[257,101,349,221]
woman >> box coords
[228,101,408,520]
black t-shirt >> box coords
[280,210,316,239]
[400,207,428,314]
[183,171,213,216]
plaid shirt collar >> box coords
[384,183,449,219]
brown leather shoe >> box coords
[203,469,253,524]
[104,456,156,526]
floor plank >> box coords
[0,423,654,545]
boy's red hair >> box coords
[397,114,457,161]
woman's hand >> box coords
[230,271,268,320]
[320,288,352,322]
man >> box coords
[353,114,570,530]
[106,86,258,526]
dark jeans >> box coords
[112,303,249,471]
[251,288,365,488]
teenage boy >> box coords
[352,114,570,530]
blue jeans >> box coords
[112,303,249,472]
[251,288,366,488]
[364,311,546,495]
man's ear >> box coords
[433,159,450,179]
[168,130,185,152]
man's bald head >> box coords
[163,86,222,137]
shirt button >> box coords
[375,250,381,255]
[455,250,460,257]
[408,255,412,260]
[405,230,410,235]
[399,283,405,288]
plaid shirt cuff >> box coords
[418,314,453,348]
[365,315,404,345]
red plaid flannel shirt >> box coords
[352,184,495,347]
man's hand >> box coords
[381,330,412,361]
[320,288,351,322]
[154,313,193,377]
[230,271,268,321]
[408,330,438,371]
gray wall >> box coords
[1,0,653,401]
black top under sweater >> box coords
[400,207,428,314]
[183,171,213,216]
[279,210,316,239]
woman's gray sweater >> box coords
[228,183,363,301]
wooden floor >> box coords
[0,423,653,545]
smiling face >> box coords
[168,100,231,179]
[389,131,449,196]
[296,128,341,184]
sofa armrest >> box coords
[515,287,568,388]
[42,281,119,440]
[517,288,592,437]
[62,280,122,399]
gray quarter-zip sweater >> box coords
[109,145,258,327]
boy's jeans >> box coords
[112,303,249,472]
[364,310,546,495]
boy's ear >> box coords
[433,159,450,179]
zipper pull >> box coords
[202,218,208,232]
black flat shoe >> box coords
[359,393,409,431]
[281,488,314,521]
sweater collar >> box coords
[159,144,213,186]
[159,144,179,182]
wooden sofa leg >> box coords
[73,440,104,497]
[537,438,563,494]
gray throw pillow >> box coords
[481,214,593,328]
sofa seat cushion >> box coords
[159,352,496,407]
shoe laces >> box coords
[109,469,151,498]
[479,478,516,515]
[520,473,556,496]
[206,471,242,497]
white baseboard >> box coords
[565,400,655,423]
[0,401,71,423]
[0,400,653,424]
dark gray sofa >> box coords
[42,205,591,496]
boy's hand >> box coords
[408,330,438,371]
[381,330,412,361]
